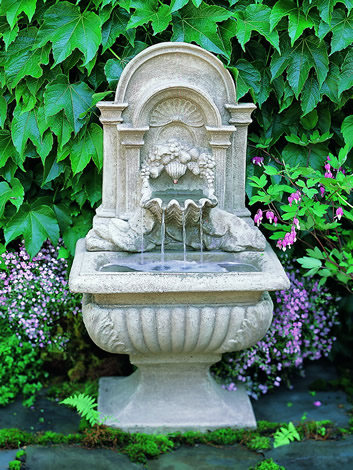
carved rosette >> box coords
[82,293,273,356]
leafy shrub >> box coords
[0,0,352,262]
[213,259,339,398]
[249,147,353,290]
[0,240,81,405]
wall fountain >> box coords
[69,42,289,432]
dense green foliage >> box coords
[0,0,352,258]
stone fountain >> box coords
[69,42,289,432]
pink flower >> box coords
[335,207,343,221]
[293,218,300,230]
[252,156,264,166]
[288,191,301,206]
[319,186,325,197]
[266,211,275,223]
[313,401,321,407]
[273,216,278,226]
[254,209,263,226]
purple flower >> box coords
[254,209,263,226]
[313,401,322,407]
[335,207,343,221]
[252,156,264,166]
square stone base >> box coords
[98,371,256,433]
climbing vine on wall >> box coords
[0,0,352,257]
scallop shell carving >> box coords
[150,99,203,127]
[165,160,187,181]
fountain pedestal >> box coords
[99,355,255,432]
[70,42,290,432]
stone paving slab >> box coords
[25,445,143,470]
[0,450,17,470]
[0,394,80,434]
[147,444,262,470]
[265,436,353,470]
[252,362,350,428]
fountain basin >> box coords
[70,239,289,296]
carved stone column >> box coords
[96,102,128,218]
[206,126,236,210]
[225,103,256,218]
[116,126,149,218]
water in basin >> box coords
[99,259,258,273]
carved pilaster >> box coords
[225,103,256,217]
[206,126,236,209]
[117,126,149,217]
[96,102,128,218]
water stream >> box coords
[182,210,187,267]
[140,207,144,265]
[161,208,165,268]
[200,207,203,264]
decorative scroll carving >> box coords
[150,98,204,127]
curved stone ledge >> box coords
[82,293,273,356]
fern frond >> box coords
[60,393,100,426]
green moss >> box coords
[15,450,26,460]
[0,429,34,448]
[8,460,21,470]
[250,458,286,470]
[123,434,174,464]
[246,435,272,451]
[257,421,284,433]
[36,431,81,445]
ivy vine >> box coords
[0,0,352,257]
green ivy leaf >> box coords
[338,48,353,97]
[320,63,340,103]
[70,124,103,175]
[0,95,6,128]
[102,8,135,53]
[169,0,189,13]
[233,4,280,53]
[0,130,17,169]
[128,0,172,34]
[4,203,60,258]
[1,22,18,50]
[37,1,102,66]
[300,75,320,116]
[63,215,90,256]
[46,111,73,151]
[270,0,314,46]
[271,35,329,97]
[341,115,353,150]
[0,178,24,216]
[0,27,50,89]
[0,0,37,29]
[229,60,261,100]
[42,151,66,187]
[11,105,52,161]
[172,2,232,59]
[44,75,94,134]
[104,59,123,88]
[318,9,353,54]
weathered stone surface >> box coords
[265,437,353,470]
[25,446,142,470]
[99,374,256,432]
[147,444,262,470]
[0,450,18,470]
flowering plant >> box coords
[249,139,353,292]
[213,260,339,398]
[0,241,81,405]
